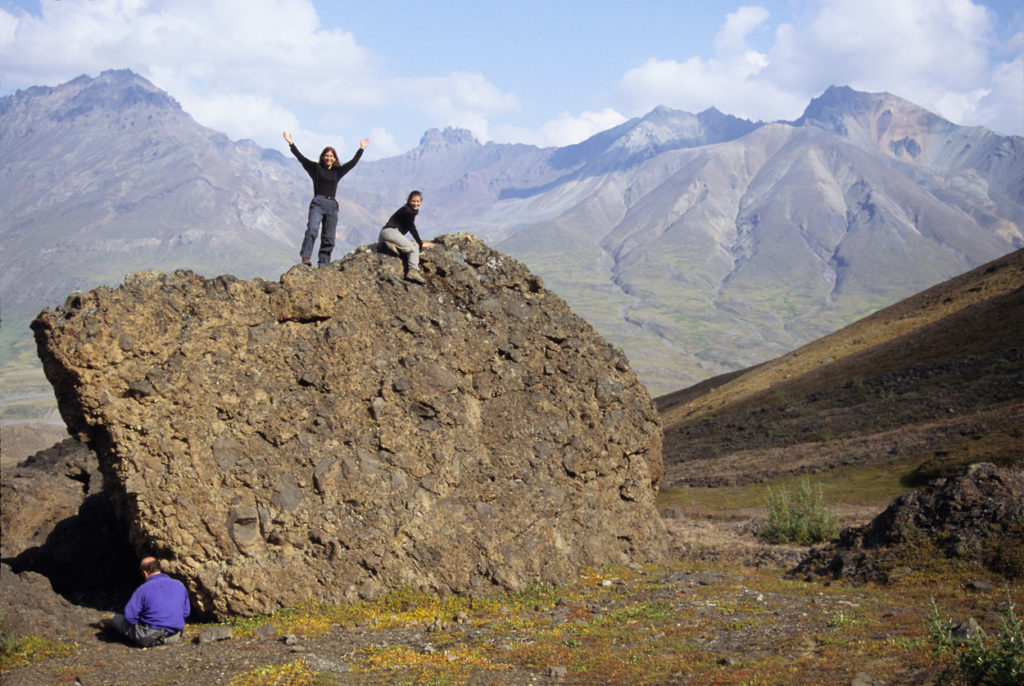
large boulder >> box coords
[32,234,667,618]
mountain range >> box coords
[1,69,1021,422]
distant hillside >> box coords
[2,71,1022,424]
[0,70,385,328]
[657,248,1024,486]
[0,70,381,421]
[352,87,1022,395]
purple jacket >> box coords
[124,573,190,632]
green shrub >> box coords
[0,610,16,658]
[757,479,838,545]
[929,595,1024,686]
[0,610,77,672]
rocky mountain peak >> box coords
[31,234,667,618]
[617,105,759,152]
[794,85,944,143]
[50,68,181,122]
[418,126,480,149]
[1,68,180,127]
[801,85,876,119]
[0,69,310,346]
[549,105,760,172]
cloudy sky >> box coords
[0,0,1020,158]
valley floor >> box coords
[4,510,1019,686]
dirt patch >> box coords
[0,527,918,686]
[5,508,1004,686]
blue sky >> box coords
[1,0,1021,158]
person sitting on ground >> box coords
[379,190,434,284]
[102,556,190,647]
[283,131,369,267]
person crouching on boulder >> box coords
[379,190,434,284]
[283,131,368,267]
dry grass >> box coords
[658,248,1024,425]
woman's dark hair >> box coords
[319,147,338,166]
[407,190,422,204]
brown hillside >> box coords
[657,248,1024,486]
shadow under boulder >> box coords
[0,563,100,644]
[1,438,139,610]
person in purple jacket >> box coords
[283,131,369,267]
[102,556,190,647]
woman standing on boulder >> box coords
[283,132,368,267]
[380,190,434,284]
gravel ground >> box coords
[2,515,973,686]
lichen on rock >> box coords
[32,234,667,619]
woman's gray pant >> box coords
[379,227,421,271]
[302,194,339,266]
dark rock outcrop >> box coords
[1,438,137,597]
[1,438,98,560]
[792,462,1024,584]
[31,234,667,619]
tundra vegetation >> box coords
[3,462,1022,685]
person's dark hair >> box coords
[140,558,162,575]
[319,147,338,166]
[407,190,422,204]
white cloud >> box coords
[0,0,521,150]
[714,5,771,67]
[616,6,802,123]
[367,127,401,159]
[389,71,521,143]
[772,0,991,91]
[491,108,629,148]
[172,90,303,147]
[615,0,1023,134]
[2,0,1019,155]
[0,10,16,52]
[973,47,1023,136]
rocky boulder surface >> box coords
[792,462,1024,584]
[31,234,667,619]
